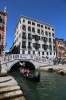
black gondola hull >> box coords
[20,68,40,82]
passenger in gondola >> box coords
[27,68,30,74]
[23,69,27,75]
[26,68,31,76]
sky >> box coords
[0,0,66,51]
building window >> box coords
[49,32,51,37]
[44,37,47,42]
[42,52,44,55]
[54,52,55,55]
[0,49,1,55]
[47,52,48,55]
[52,33,54,37]
[53,39,55,43]
[23,20,25,22]
[38,51,40,56]
[33,51,35,54]
[48,27,50,30]
[22,32,26,39]
[28,26,31,31]
[28,42,31,49]
[49,38,51,43]
[32,27,35,32]
[28,21,31,24]
[50,52,52,55]
[0,34,2,41]
[41,30,44,35]
[22,41,26,48]
[28,51,30,54]
[32,35,35,39]
[52,28,54,31]
[45,31,48,36]
[32,22,35,26]
[0,16,2,25]
[22,50,25,54]
[22,25,26,30]
[45,26,47,29]
[37,24,40,27]
[37,29,40,34]
[28,33,31,40]
[41,25,43,28]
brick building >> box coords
[55,38,66,57]
[0,7,7,57]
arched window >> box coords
[0,34,2,41]
[0,16,2,25]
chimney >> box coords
[4,7,6,13]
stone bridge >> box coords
[1,54,53,72]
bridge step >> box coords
[0,90,23,100]
[0,76,25,100]
[0,76,18,87]
[0,86,21,93]
[9,96,26,100]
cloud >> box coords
[5,50,9,52]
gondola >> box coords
[19,68,40,82]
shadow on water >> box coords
[9,71,66,100]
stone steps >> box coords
[0,76,25,100]
[0,90,23,100]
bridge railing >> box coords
[1,54,33,63]
[1,54,53,65]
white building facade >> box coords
[14,15,56,58]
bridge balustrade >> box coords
[1,54,53,65]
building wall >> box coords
[55,38,65,57]
[0,7,7,57]
[14,16,56,58]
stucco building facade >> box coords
[12,15,56,58]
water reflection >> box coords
[10,71,66,100]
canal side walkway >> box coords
[0,70,26,100]
[36,64,66,75]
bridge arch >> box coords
[9,60,35,72]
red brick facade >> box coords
[55,38,66,57]
[0,7,7,57]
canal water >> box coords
[10,71,66,100]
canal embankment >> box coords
[0,72,26,100]
[36,64,66,75]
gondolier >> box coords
[19,61,25,68]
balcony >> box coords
[22,36,26,39]
[58,44,64,47]
[28,46,32,49]
[22,45,26,48]
[28,37,32,40]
